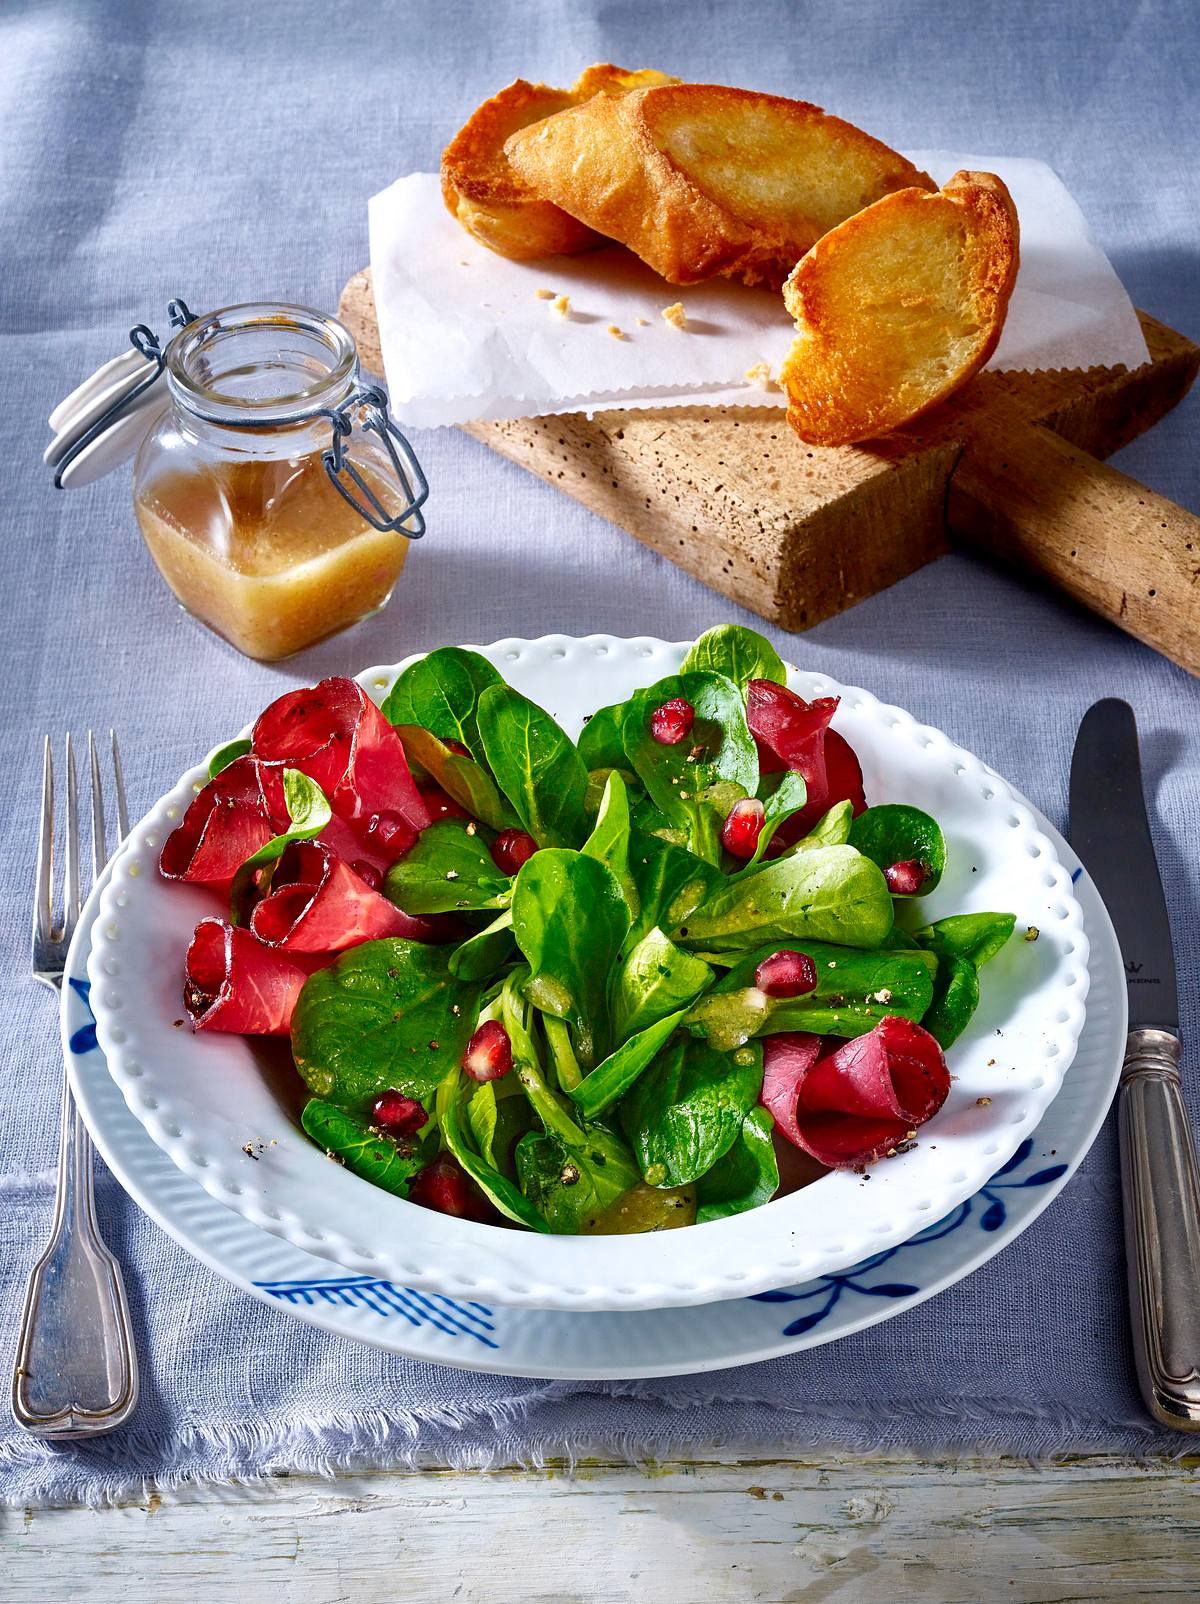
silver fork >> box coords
[12,732,139,1437]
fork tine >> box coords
[110,729,129,842]
[63,733,81,934]
[32,737,54,950]
[89,731,107,883]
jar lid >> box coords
[44,297,430,536]
[167,303,358,427]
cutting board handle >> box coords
[948,416,1200,674]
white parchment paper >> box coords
[369,155,1150,428]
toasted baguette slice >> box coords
[780,171,1020,447]
[442,66,677,260]
[504,84,934,289]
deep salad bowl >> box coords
[88,635,1089,1311]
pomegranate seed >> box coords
[408,1156,493,1222]
[462,1019,513,1082]
[419,784,469,822]
[721,797,765,858]
[352,859,383,891]
[650,697,695,745]
[365,811,414,855]
[885,859,927,895]
[754,949,818,997]
[491,828,538,875]
[443,739,470,757]
[372,1089,426,1137]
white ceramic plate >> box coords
[87,637,1090,1311]
[67,851,1124,1378]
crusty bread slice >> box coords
[441,66,677,260]
[504,84,934,288]
[780,170,1020,446]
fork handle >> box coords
[1119,1028,1200,1429]
[12,1076,139,1437]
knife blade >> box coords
[1070,698,1200,1430]
[1069,698,1178,1034]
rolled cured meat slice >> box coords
[762,1016,950,1168]
[249,841,438,953]
[251,677,429,857]
[184,917,308,1034]
[160,757,289,894]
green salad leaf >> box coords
[737,768,809,871]
[626,828,722,951]
[449,908,517,980]
[784,799,855,853]
[582,770,638,920]
[385,819,511,914]
[685,938,937,1050]
[624,671,758,863]
[675,844,894,953]
[695,1107,779,1222]
[915,912,1017,968]
[569,1007,691,1119]
[613,926,714,1040]
[391,723,518,831]
[621,1037,764,1187]
[229,768,332,923]
[300,1098,426,1198]
[291,939,481,1115]
[681,624,787,688]
[510,849,629,1067]
[436,1072,549,1230]
[849,804,946,894]
[382,646,503,763]
[476,684,590,849]
[913,912,1017,1047]
[578,703,629,773]
[208,737,252,778]
[467,1073,533,1174]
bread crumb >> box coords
[552,294,571,318]
[607,323,627,340]
[976,1096,993,1106]
[744,360,779,391]
[636,316,650,326]
[1024,925,1040,942]
[661,301,687,329]
[535,287,555,300]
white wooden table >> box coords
[7,1452,1198,1600]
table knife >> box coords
[1070,698,1200,1428]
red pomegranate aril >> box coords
[372,1089,426,1137]
[885,859,927,895]
[721,797,765,858]
[462,1019,513,1082]
[365,810,413,854]
[650,698,694,745]
[408,1156,493,1222]
[351,859,384,891]
[754,949,818,998]
[491,828,538,876]
[443,739,470,757]
[419,784,469,823]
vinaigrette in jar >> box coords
[132,304,425,661]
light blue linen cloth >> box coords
[1,0,1198,1502]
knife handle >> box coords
[1119,1028,1200,1428]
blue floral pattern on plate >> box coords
[751,1139,1068,1336]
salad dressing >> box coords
[135,452,408,662]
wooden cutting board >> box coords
[340,268,1200,674]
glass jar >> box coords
[132,303,426,661]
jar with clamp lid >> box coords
[130,302,427,660]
